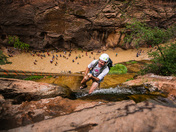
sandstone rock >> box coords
[104,13,117,18]
[7,100,176,132]
[123,73,176,102]
[0,78,73,103]
[0,0,175,50]
[106,29,125,48]
[0,94,5,103]
[0,96,100,130]
[1,74,176,131]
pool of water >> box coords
[35,60,175,107]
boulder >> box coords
[0,95,100,130]
[7,100,176,132]
[0,74,176,131]
[0,78,73,104]
[123,73,176,102]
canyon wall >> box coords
[0,0,175,50]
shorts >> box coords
[97,78,103,83]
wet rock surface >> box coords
[0,77,101,130]
[0,78,73,104]
[7,100,176,132]
[0,74,176,131]
[124,73,176,102]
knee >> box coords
[93,82,99,88]
[89,83,98,94]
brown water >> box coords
[36,60,175,106]
[36,74,168,104]
[36,60,150,90]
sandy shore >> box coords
[0,47,152,73]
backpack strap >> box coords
[90,60,99,71]
[99,65,107,75]
[90,60,107,76]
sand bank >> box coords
[1,47,152,73]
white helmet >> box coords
[99,53,109,62]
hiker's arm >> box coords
[88,74,100,82]
[97,67,109,80]
[84,67,90,76]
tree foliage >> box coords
[123,20,176,76]
[123,20,175,48]
[8,36,30,51]
[141,43,176,76]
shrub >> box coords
[141,43,176,76]
[8,36,30,51]
[0,50,11,65]
[109,64,127,74]
[123,20,175,48]
[123,20,176,76]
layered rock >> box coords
[0,74,176,131]
[124,73,176,102]
[0,77,73,104]
[0,0,175,50]
[0,96,100,130]
[7,100,176,132]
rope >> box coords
[0,69,84,77]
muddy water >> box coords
[36,60,148,92]
[36,74,168,104]
[35,60,170,104]
[36,73,136,91]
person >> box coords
[136,52,139,57]
[80,53,110,94]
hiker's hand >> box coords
[84,75,88,80]
[88,73,92,78]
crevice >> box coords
[64,123,98,132]
[72,14,93,24]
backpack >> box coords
[91,58,113,75]
[107,58,113,70]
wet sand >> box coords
[1,47,152,73]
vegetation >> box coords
[8,36,30,51]
[24,76,44,80]
[126,78,134,81]
[141,43,176,76]
[0,50,11,65]
[109,64,127,74]
[123,20,176,76]
[126,60,137,64]
[123,20,175,48]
